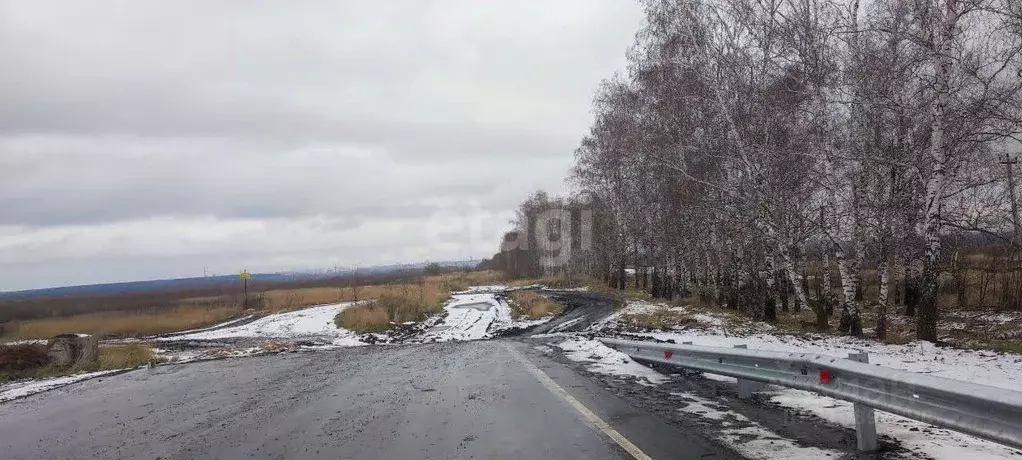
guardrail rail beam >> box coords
[598,337,1022,452]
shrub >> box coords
[336,289,448,334]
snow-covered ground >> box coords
[451,285,510,294]
[0,339,48,346]
[599,301,1021,392]
[551,336,836,458]
[583,299,1022,460]
[771,389,1021,459]
[418,294,504,341]
[155,302,364,346]
[676,392,842,460]
[149,315,257,338]
[0,369,124,403]
[416,291,556,342]
[556,337,667,385]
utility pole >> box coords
[240,270,251,311]
[1000,153,1020,243]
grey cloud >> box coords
[0,0,595,156]
[0,0,641,290]
[0,134,568,227]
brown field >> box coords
[1,270,506,341]
[508,291,563,318]
[4,306,240,340]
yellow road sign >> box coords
[240,270,251,280]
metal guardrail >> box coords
[598,337,1022,452]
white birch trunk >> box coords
[781,253,810,309]
[877,258,891,340]
[916,0,957,342]
[822,251,832,299]
[834,246,856,312]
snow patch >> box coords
[703,373,738,383]
[622,330,1022,392]
[550,317,585,332]
[417,288,557,342]
[451,285,510,294]
[691,313,725,328]
[556,338,667,385]
[674,392,843,460]
[150,315,256,338]
[0,370,124,403]
[490,316,557,335]
[543,286,590,292]
[771,389,1022,460]
[155,302,363,343]
[590,301,1022,459]
[533,345,554,354]
[417,293,506,342]
[0,339,47,346]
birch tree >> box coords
[486,0,1022,343]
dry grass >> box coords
[428,270,505,292]
[336,306,393,333]
[260,271,504,312]
[619,307,696,331]
[4,306,239,340]
[0,344,49,372]
[336,283,451,333]
[0,343,158,383]
[336,271,509,333]
[97,343,157,370]
[509,291,563,319]
[588,283,653,307]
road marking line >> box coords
[504,343,653,460]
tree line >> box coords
[483,0,1022,342]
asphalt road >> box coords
[529,291,619,334]
[0,340,737,460]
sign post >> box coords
[240,270,251,310]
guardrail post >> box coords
[847,352,878,452]
[734,345,765,399]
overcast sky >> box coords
[0,0,643,291]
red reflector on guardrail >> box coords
[820,369,833,384]
[664,351,673,359]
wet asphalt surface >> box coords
[0,339,737,460]
[0,291,885,460]
[529,290,618,334]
